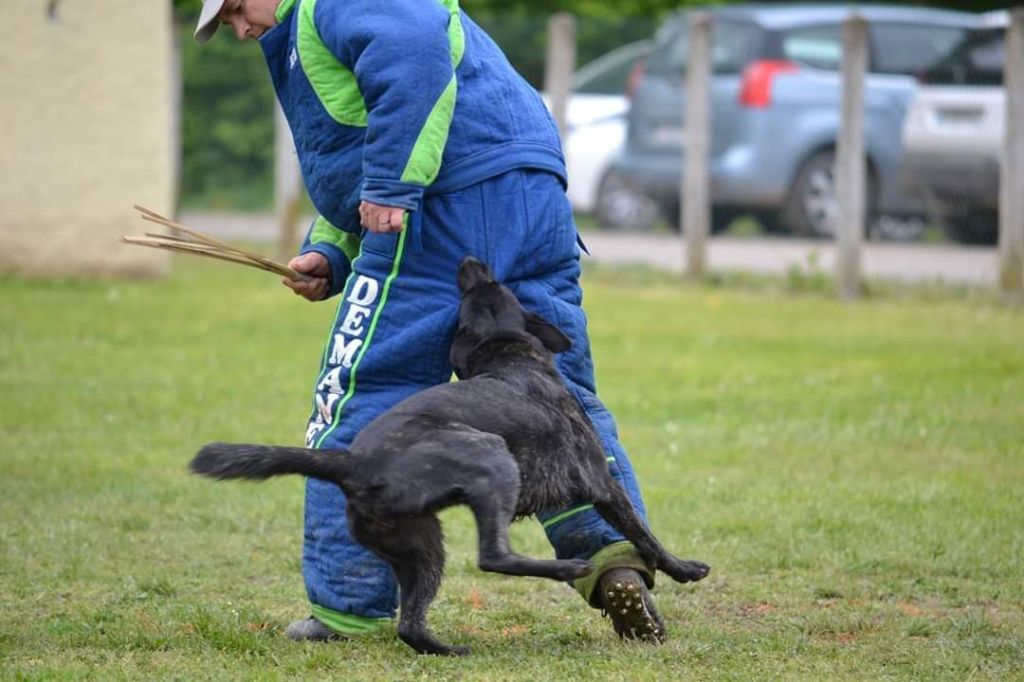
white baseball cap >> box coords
[194,0,227,44]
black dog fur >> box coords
[191,257,709,655]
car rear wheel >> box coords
[786,150,840,238]
[784,150,878,239]
[594,170,661,231]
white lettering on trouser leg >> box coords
[347,275,380,306]
[338,304,371,336]
[305,273,385,448]
[329,335,363,368]
[316,392,340,424]
[306,418,325,446]
[318,367,344,395]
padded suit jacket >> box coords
[261,0,567,295]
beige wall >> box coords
[0,0,176,277]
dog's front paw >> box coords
[663,559,711,583]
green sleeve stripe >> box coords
[337,232,360,263]
[314,229,409,449]
[309,216,361,263]
[275,0,296,22]
[296,0,464,182]
[442,0,465,66]
[400,1,463,185]
[400,75,457,186]
[297,0,368,127]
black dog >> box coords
[191,257,709,655]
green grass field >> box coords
[2,259,1022,680]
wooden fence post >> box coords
[684,12,712,281]
[836,13,867,300]
[544,13,576,148]
[999,8,1024,301]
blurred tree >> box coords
[471,12,660,86]
[175,3,275,210]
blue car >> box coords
[597,5,979,237]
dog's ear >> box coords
[525,312,572,353]
[458,257,493,293]
[449,329,477,378]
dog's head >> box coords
[450,257,571,379]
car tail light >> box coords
[738,60,798,108]
[625,59,646,100]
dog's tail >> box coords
[190,442,352,487]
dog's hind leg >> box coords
[592,481,711,584]
[393,528,469,656]
[352,514,466,656]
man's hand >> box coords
[360,200,406,233]
[283,252,330,301]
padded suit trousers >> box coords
[302,169,649,619]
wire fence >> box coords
[174,7,1024,295]
[588,8,1016,248]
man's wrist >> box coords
[300,243,349,298]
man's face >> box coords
[217,0,279,41]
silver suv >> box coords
[900,13,1007,245]
[598,4,979,237]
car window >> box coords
[648,20,759,75]
[781,25,843,70]
[712,22,760,74]
[970,36,1007,72]
[574,51,646,95]
[647,23,687,73]
[922,28,1005,85]
[871,23,969,76]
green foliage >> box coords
[471,13,659,87]
[2,261,1023,678]
[177,8,276,211]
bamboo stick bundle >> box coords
[122,206,310,281]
